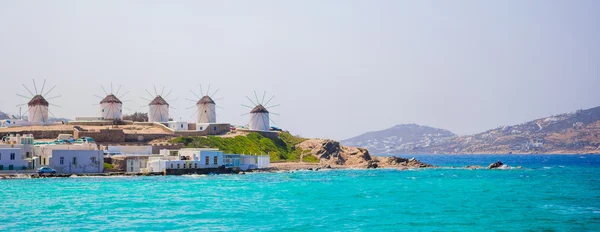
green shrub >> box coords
[170,132,313,162]
[104,163,113,169]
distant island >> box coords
[342,106,600,154]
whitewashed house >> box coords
[107,145,153,156]
[168,121,189,131]
[147,148,224,172]
[49,150,104,174]
[34,143,103,174]
[0,134,35,171]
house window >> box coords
[10,153,15,160]
[102,109,105,112]
[9,165,13,170]
[60,157,64,165]
[0,165,3,170]
[213,126,217,131]
[194,163,198,169]
[177,164,180,169]
[170,163,173,169]
[91,157,97,164]
[0,153,2,160]
[200,127,203,130]
[26,152,31,158]
[180,124,183,128]
[130,167,133,172]
[213,156,218,165]
[205,156,209,165]
[73,157,77,165]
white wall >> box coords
[0,147,28,170]
[34,144,98,167]
[168,121,188,131]
[196,103,216,123]
[100,102,123,120]
[249,112,270,131]
[108,146,152,155]
[28,105,48,123]
[49,150,104,174]
[148,104,169,122]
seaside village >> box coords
[0,82,274,176]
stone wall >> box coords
[124,133,175,143]
[237,129,280,140]
[68,120,134,126]
[175,123,231,137]
[74,127,126,143]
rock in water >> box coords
[488,160,506,169]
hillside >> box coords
[343,106,600,154]
[0,111,10,120]
[434,106,600,154]
[341,124,457,154]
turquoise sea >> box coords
[1,155,599,231]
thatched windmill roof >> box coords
[100,94,122,104]
[27,95,49,107]
[250,104,269,113]
[197,96,215,105]
[149,95,169,106]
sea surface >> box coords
[1,154,599,231]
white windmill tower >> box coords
[16,79,61,124]
[187,85,223,124]
[142,86,175,123]
[95,84,129,120]
[242,91,279,132]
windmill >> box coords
[142,85,175,123]
[186,84,223,124]
[94,83,129,120]
[16,79,60,124]
[241,91,280,131]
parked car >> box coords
[74,137,96,144]
[37,167,56,175]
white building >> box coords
[196,96,216,123]
[147,148,271,172]
[100,94,123,120]
[168,121,189,131]
[147,148,224,172]
[148,95,169,122]
[248,104,270,131]
[34,143,103,174]
[1,119,37,128]
[49,150,104,174]
[27,95,50,123]
[0,134,35,171]
[107,145,153,156]
[240,155,270,170]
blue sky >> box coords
[0,0,599,140]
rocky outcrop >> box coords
[374,156,435,168]
[487,160,506,169]
[296,139,433,169]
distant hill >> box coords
[0,111,10,120]
[434,106,600,154]
[343,106,600,154]
[341,124,457,154]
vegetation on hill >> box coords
[123,112,148,122]
[171,132,318,162]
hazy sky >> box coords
[1,1,599,140]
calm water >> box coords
[1,155,599,231]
